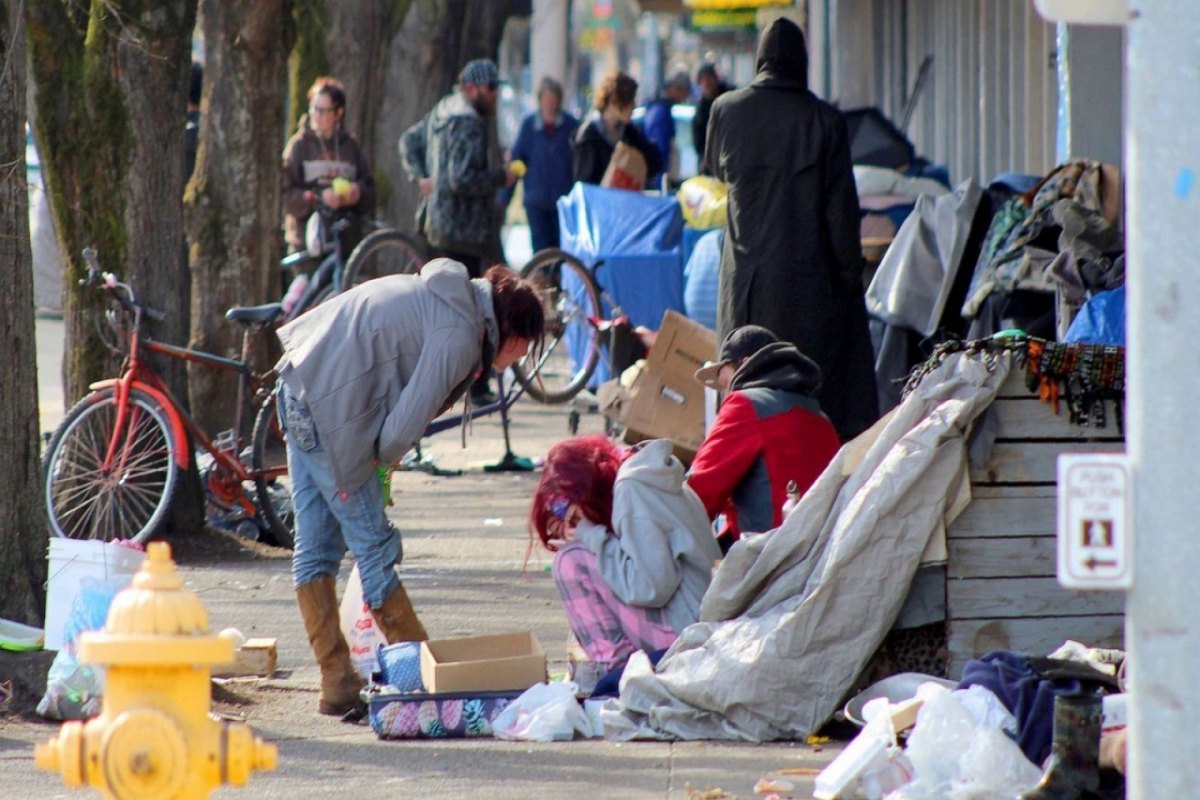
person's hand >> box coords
[503,165,517,188]
[321,187,341,208]
[345,181,361,205]
[418,177,433,197]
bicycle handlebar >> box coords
[80,247,167,322]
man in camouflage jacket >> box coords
[400,59,515,278]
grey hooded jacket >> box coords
[275,259,498,490]
[400,92,507,255]
[574,439,722,634]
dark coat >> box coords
[572,113,664,187]
[704,18,878,440]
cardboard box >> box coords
[419,631,546,694]
[623,310,718,462]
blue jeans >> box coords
[525,204,560,253]
[280,383,401,608]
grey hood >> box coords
[423,257,500,354]
[429,91,482,137]
[620,439,689,496]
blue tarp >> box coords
[557,183,686,384]
[1064,285,1125,346]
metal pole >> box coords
[1124,1,1200,795]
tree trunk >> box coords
[28,0,203,535]
[0,0,48,625]
[186,0,292,433]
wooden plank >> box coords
[970,441,1124,484]
[969,484,1057,500]
[948,536,1056,579]
[996,367,1036,399]
[989,397,1125,442]
[214,638,278,678]
[949,495,1055,538]
[947,615,1124,679]
[948,576,1125,618]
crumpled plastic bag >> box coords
[36,579,119,720]
[492,681,594,742]
[677,176,727,229]
[339,562,388,680]
[885,684,1042,800]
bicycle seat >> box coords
[225,303,284,325]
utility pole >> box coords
[1034,0,1200,794]
[1122,2,1200,795]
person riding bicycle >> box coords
[275,258,543,716]
[282,76,376,256]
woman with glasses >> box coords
[282,76,376,254]
[572,70,663,188]
[528,436,721,671]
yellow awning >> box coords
[685,0,792,10]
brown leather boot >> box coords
[295,575,365,715]
[371,583,429,644]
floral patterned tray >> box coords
[367,688,524,740]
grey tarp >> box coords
[602,349,1012,742]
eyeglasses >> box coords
[309,105,337,116]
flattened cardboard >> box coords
[623,310,718,462]
[419,631,547,694]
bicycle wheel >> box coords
[343,230,426,289]
[44,388,180,543]
[251,393,294,549]
[512,248,603,404]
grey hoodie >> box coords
[575,439,722,634]
[276,259,498,489]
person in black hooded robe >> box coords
[705,18,879,441]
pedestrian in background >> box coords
[640,71,691,189]
[277,259,543,716]
[692,62,731,170]
[401,58,516,403]
[705,18,878,441]
[282,76,375,255]
[508,77,578,252]
[573,70,663,187]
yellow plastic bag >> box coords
[678,176,728,229]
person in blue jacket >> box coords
[509,77,578,252]
[640,71,690,190]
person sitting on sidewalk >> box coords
[276,259,543,716]
[688,325,841,553]
[529,436,721,670]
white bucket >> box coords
[44,539,144,651]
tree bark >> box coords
[28,0,203,535]
[0,0,48,625]
[185,0,291,433]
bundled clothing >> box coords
[705,19,878,441]
[553,439,722,667]
[572,112,663,187]
[282,120,376,251]
[688,343,841,542]
[508,110,578,251]
[400,92,507,261]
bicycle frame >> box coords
[95,289,281,490]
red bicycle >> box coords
[43,249,295,546]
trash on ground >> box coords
[492,680,594,741]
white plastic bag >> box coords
[886,684,1041,800]
[492,681,594,742]
[338,563,387,680]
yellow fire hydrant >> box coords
[36,542,277,799]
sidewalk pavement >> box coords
[1,317,847,799]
